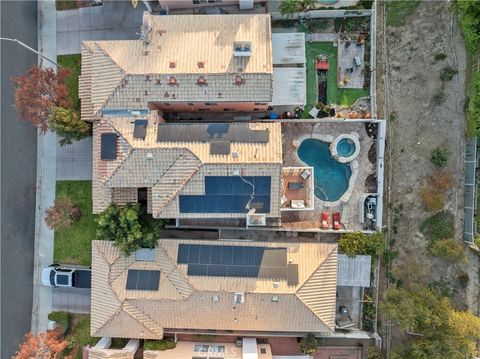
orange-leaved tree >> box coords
[14,328,68,359]
[12,65,72,133]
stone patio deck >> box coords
[281,121,376,232]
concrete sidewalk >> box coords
[31,0,57,334]
[57,0,145,55]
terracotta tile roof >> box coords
[92,118,283,218]
[100,14,272,74]
[79,14,273,118]
[91,240,338,339]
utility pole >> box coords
[0,37,58,67]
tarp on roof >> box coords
[337,254,371,287]
[272,33,306,65]
[271,68,306,106]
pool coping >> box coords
[293,134,359,207]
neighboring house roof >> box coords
[92,118,283,218]
[91,240,338,339]
[79,13,273,121]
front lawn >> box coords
[54,181,96,265]
[304,42,369,116]
[56,0,79,11]
[58,54,81,111]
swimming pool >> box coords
[337,138,356,157]
[297,139,352,202]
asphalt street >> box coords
[1,1,38,357]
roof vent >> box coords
[212,295,219,303]
[233,41,252,57]
[272,295,279,302]
[273,281,279,288]
[232,151,239,159]
[198,61,204,69]
[233,292,244,304]
[146,152,153,160]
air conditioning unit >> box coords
[233,41,252,57]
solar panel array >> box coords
[179,176,271,214]
[177,244,298,284]
[126,269,160,291]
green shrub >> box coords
[434,53,447,62]
[420,211,454,242]
[95,204,164,256]
[362,301,376,332]
[339,231,384,260]
[429,238,467,263]
[367,346,384,359]
[144,338,176,351]
[299,333,318,354]
[440,66,458,82]
[467,69,480,137]
[48,311,71,335]
[430,147,448,168]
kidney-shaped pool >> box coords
[297,138,352,202]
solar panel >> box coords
[177,244,295,280]
[126,269,160,291]
[101,133,117,160]
[133,119,148,139]
[210,141,231,155]
[157,123,269,143]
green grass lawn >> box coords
[58,54,81,111]
[304,42,369,116]
[387,0,420,27]
[56,0,79,11]
[54,181,96,266]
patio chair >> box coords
[321,211,329,229]
[333,212,342,230]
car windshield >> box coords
[49,270,56,286]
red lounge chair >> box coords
[321,211,329,229]
[333,212,341,230]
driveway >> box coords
[57,0,145,55]
[52,287,91,314]
[56,137,92,180]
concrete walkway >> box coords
[57,0,145,55]
[31,0,57,334]
[56,137,92,180]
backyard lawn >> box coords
[304,42,370,116]
[54,181,96,265]
[58,54,81,111]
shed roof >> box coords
[271,68,306,106]
[272,33,306,65]
[337,254,371,287]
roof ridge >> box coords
[152,149,203,216]
[91,42,127,116]
[122,300,164,337]
[295,246,338,332]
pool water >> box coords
[297,139,352,202]
[337,138,356,157]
